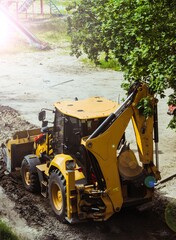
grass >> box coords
[81,57,121,71]
[27,18,70,52]
[50,0,74,11]
[99,58,121,71]
[0,220,19,240]
[28,18,67,38]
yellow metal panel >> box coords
[84,107,133,211]
[132,115,154,164]
[131,84,154,164]
[54,97,119,119]
[12,128,41,140]
[36,164,47,172]
[36,163,49,176]
[66,170,76,219]
[49,154,85,181]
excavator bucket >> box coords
[1,128,41,172]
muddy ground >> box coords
[0,21,176,239]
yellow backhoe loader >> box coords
[1,82,161,223]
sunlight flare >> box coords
[0,10,11,45]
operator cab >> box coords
[54,97,119,156]
[38,96,119,170]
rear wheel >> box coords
[21,158,40,193]
[48,170,66,222]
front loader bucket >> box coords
[2,128,41,172]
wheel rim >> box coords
[52,183,63,211]
[24,169,30,186]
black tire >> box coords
[48,170,66,222]
[21,158,41,193]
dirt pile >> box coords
[0,105,36,144]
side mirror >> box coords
[42,120,48,127]
[38,110,46,121]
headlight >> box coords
[66,160,76,170]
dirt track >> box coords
[0,32,176,239]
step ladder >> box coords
[41,180,48,198]
[18,0,34,13]
[47,0,62,17]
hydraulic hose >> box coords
[154,100,159,169]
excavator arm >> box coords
[82,82,160,212]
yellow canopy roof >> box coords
[54,97,119,120]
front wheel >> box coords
[21,158,40,193]
[48,170,66,222]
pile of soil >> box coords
[0,106,176,240]
[0,105,36,143]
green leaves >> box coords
[168,116,176,130]
[137,97,153,119]
[0,220,19,240]
[68,0,176,128]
